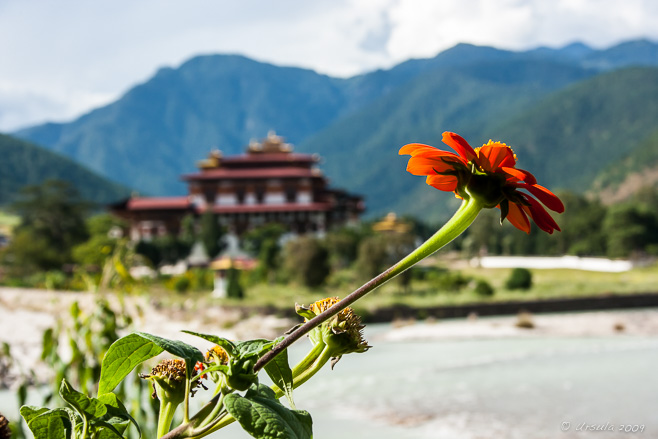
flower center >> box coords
[474,140,518,162]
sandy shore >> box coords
[0,287,293,384]
[378,308,658,342]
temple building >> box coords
[112,132,364,241]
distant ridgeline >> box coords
[0,133,130,206]
[14,39,658,220]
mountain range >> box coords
[11,38,658,220]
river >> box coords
[3,317,657,438]
[216,322,658,439]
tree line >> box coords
[1,180,657,291]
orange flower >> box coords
[400,132,564,234]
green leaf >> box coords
[60,378,108,419]
[20,406,49,424]
[99,333,164,395]
[236,339,277,359]
[21,407,75,439]
[197,363,229,376]
[97,392,142,438]
[263,349,295,409]
[99,332,204,395]
[135,331,204,376]
[90,419,126,439]
[182,330,238,356]
[225,384,312,439]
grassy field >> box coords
[206,260,658,315]
[0,210,19,235]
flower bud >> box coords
[297,297,370,361]
[0,413,10,439]
[140,359,188,406]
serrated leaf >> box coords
[22,407,74,439]
[99,333,164,395]
[263,349,295,409]
[182,330,238,356]
[225,384,312,439]
[60,378,107,419]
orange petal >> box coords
[477,144,516,171]
[518,183,565,213]
[426,174,458,192]
[506,202,531,234]
[399,143,440,156]
[407,156,459,176]
[500,167,537,185]
[442,132,477,161]
[524,195,561,233]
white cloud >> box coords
[0,0,657,131]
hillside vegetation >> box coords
[0,133,129,205]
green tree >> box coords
[4,180,89,274]
[603,203,658,258]
[179,213,197,247]
[325,226,364,269]
[553,192,606,256]
[355,231,416,288]
[283,236,331,288]
[199,211,224,258]
[73,214,127,268]
[241,223,286,255]
[242,224,286,282]
[226,267,245,299]
[355,235,389,280]
[134,235,192,267]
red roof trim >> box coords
[127,197,192,210]
[221,153,317,163]
[183,167,322,181]
[210,202,332,214]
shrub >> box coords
[474,279,495,296]
[283,237,331,288]
[430,270,470,293]
[505,267,533,290]
[172,275,191,293]
[226,267,245,299]
[325,227,363,269]
[44,270,68,290]
[188,267,214,290]
[355,235,389,280]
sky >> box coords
[1,0,657,132]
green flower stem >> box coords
[196,414,235,437]
[290,342,326,378]
[157,399,179,438]
[254,196,484,372]
[271,344,333,400]
[192,393,226,430]
[284,345,333,395]
[81,416,88,439]
[184,377,191,423]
